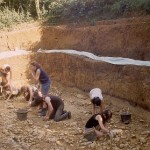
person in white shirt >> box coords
[89,88,105,114]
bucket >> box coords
[16,109,28,121]
[121,112,131,124]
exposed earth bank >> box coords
[0,16,150,149]
[0,17,150,110]
[0,17,150,60]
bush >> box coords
[47,0,113,22]
[0,0,150,29]
[46,0,150,23]
[0,7,32,29]
[112,0,150,16]
[141,0,150,13]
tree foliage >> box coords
[0,0,150,28]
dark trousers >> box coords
[53,103,68,122]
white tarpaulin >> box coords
[37,49,150,67]
[0,49,150,67]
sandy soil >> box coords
[0,81,150,150]
[0,54,149,150]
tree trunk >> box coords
[35,0,40,19]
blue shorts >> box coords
[41,81,50,96]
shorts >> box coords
[83,127,97,141]
[41,81,50,96]
[92,97,101,106]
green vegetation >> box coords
[0,0,150,29]
[0,7,31,29]
[112,0,150,15]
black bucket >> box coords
[121,112,131,124]
[16,109,28,121]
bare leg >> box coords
[100,101,105,113]
[95,129,104,137]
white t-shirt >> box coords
[89,88,103,100]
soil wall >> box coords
[0,17,150,110]
[0,55,30,86]
[32,53,150,110]
[0,17,150,60]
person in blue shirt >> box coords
[30,62,51,98]
[30,62,51,115]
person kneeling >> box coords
[84,109,113,141]
[43,95,71,122]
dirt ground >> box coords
[0,55,149,150]
[0,81,150,150]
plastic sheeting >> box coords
[37,49,150,67]
[0,49,150,67]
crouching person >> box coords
[43,95,71,122]
[84,109,113,141]
[5,85,20,99]
[90,88,105,114]
[0,64,13,100]
[21,85,43,107]
[0,84,20,100]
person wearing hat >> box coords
[89,88,105,115]
[84,109,113,141]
